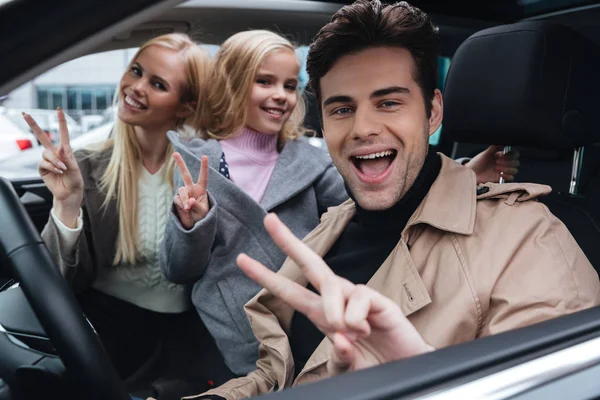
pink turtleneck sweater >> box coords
[220,127,280,203]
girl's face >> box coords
[245,48,299,135]
[118,45,193,131]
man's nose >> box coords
[352,108,382,140]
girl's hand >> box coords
[172,153,210,229]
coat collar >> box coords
[404,153,477,238]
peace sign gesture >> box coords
[173,152,210,229]
[23,108,83,227]
[237,214,433,375]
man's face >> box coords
[320,47,443,210]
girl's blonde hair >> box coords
[203,30,308,144]
[99,33,211,266]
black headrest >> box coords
[443,21,600,150]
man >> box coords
[188,1,600,399]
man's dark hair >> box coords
[306,0,440,117]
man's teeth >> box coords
[354,151,394,160]
[125,95,143,109]
[264,108,283,115]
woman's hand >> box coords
[23,108,83,228]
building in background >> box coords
[2,45,220,124]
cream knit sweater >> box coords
[51,165,188,313]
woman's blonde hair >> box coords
[99,33,211,266]
[203,30,308,144]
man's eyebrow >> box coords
[323,95,354,107]
[371,86,410,98]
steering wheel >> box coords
[0,178,129,400]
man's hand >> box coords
[466,145,520,184]
[173,153,210,229]
[236,214,433,375]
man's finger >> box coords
[263,213,335,292]
[236,253,323,319]
[328,332,355,374]
[22,112,56,151]
[197,155,209,190]
[57,107,70,147]
[344,286,375,336]
[173,152,194,187]
[321,275,347,331]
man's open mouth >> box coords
[351,150,397,180]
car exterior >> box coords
[0,108,39,161]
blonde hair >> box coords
[99,33,211,265]
[202,30,308,144]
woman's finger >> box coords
[57,107,71,148]
[23,112,56,151]
[38,159,63,175]
[42,149,67,171]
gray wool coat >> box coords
[160,131,348,375]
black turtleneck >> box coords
[289,149,441,375]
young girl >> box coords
[23,33,211,380]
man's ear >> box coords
[176,101,197,119]
[428,89,443,136]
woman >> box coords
[23,33,211,380]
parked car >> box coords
[2,1,600,400]
[0,121,112,181]
[0,108,39,161]
[3,108,82,145]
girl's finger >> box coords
[173,152,194,187]
[197,155,209,191]
[178,187,190,211]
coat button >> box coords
[477,186,490,196]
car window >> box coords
[0,44,219,179]
[0,42,448,179]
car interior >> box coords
[3,0,600,400]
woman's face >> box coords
[118,45,192,131]
[245,48,299,135]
